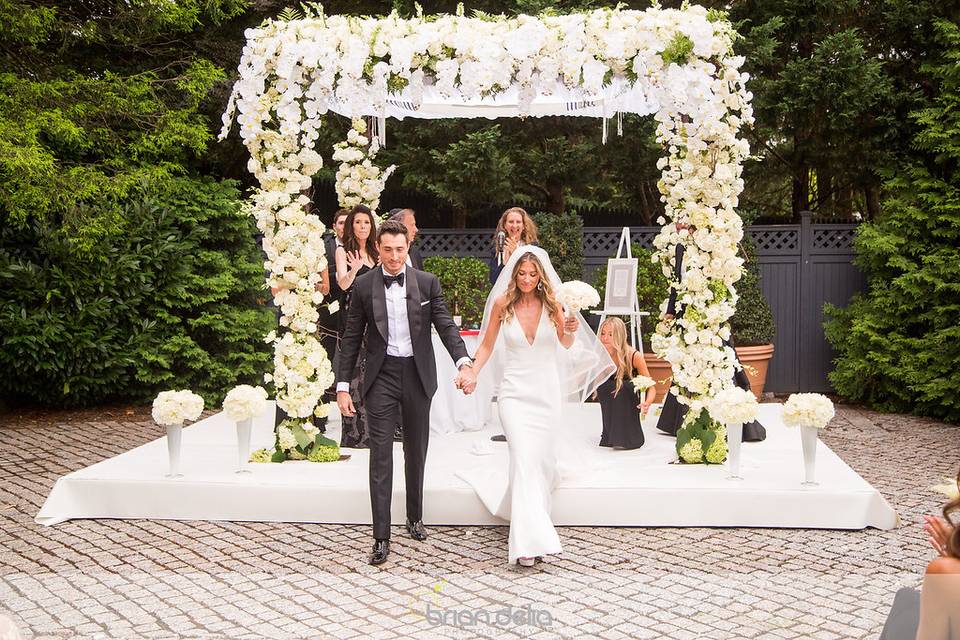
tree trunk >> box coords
[452,206,467,229]
[864,185,881,220]
[792,163,809,220]
[547,182,565,214]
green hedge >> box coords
[824,20,960,422]
[423,256,491,329]
[0,177,274,407]
[532,211,584,282]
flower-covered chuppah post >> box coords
[218,5,754,463]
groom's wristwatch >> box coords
[457,358,474,370]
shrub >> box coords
[423,256,491,329]
[824,20,960,422]
[0,177,274,407]
[532,211,584,282]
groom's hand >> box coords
[336,390,356,417]
[457,365,477,395]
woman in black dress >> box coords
[335,205,378,448]
[596,317,656,449]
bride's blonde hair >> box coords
[502,252,561,329]
[600,317,635,396]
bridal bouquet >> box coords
[709,386,759,426]
[782,393,835,430]
[558,281,600,315]
[152,390,204,426]
[222,385,269,421]
[631,375,655,394]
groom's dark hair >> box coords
[377,219,409,242]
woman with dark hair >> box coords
[490,207,539,284]
[335,205,379,448]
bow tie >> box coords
[384,272,405,288]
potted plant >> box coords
[592,237,776,401]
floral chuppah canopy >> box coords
[219,4,754,464]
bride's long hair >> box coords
[600,317,635,396]
[502,252,561,329]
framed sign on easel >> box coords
[591,226,650,351]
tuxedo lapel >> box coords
[405,269,422,341]
[371,268,388,341]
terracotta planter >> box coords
[643,343,775,403]
[643,353,674,403]
[735,343,775,400]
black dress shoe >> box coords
[406,519,428,541]
[369,539,390,565]
[491,434,507,442]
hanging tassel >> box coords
[377,115,386,147]
[617,111,623,137]
[601,116,608,145]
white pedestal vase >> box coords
[236,417,253,474]
[165,423,183,478]
[726,422,743,481]
[800,424,819,486]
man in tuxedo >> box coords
[336,220,476,565]
[388,208,424,270]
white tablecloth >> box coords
[429,332,493,434]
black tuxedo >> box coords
[337,266,468,539]
[407,244,424,271]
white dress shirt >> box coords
[337,266,471,392]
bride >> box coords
[458,246,613,566]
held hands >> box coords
[455,365,477,395]
[336,390,356,417]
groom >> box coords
[336,219,477,565]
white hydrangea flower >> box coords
[222,385,269,421]
[782,393,835,430]
[152,390,204,426]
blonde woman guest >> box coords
[595,317,655,450]
[916,467,960,639]
[490,207,539,284]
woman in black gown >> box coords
[596,318,657,449]
[655,239,766,441]
[335,205,379,448]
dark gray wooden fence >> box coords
[418,212,864,393]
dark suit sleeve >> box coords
[427,274,469,363]
[337,279,367,385]
[665,243,684,317]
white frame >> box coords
[604,258,638,314]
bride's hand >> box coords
[563,315,579,334]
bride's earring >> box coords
[537,282,543,291]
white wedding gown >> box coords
[459,308,564,564]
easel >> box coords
[591,226,650,350]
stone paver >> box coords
[0,402,956,639]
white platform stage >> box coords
[36,403,897,529]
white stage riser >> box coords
[36,403,898,530]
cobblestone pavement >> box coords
[0,402,956,639]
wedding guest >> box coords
[490,207,539,284]
[595,317,655,450]
[335,205,379,448]
[317,208,350,432]
[389,208,424,270]
[879,468,960,640]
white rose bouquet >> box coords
[558,280,601,315]
[708,386,759,426]
[152,390,204,426]
[222,385,269,421]
[782,393,835,430]
[631,375,655,394]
